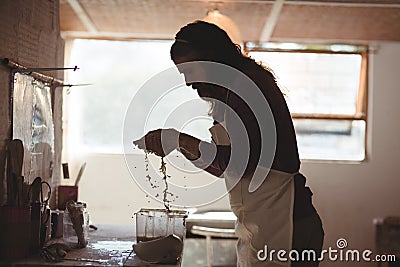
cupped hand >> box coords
[133,129,180,157]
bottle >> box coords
[63,202,89,247]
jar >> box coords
[51,209,64,238]
[135,208,188,242]
[63,202,89,247]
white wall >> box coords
[301,42,400,266]
[65,152,231,224]
[69,42,400,267]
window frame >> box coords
[243,42,369,161]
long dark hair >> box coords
[170,21,281,115]
[170,20,252,69]
[170,21,278,79]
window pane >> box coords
[294,119,365,161]
[248,51,362,115]
[248,48,366,161]
[66,39,212,153]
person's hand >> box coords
[133,129,180,157]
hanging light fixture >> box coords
[201,3,242,45]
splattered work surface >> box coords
[0,225,180,266]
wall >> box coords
[300,41,400,266]
[0,0,64,205]
[0,1,397,265]
[74,42,400,266]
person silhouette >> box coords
[134,21,324,267]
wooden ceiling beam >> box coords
[67,0,97,33]
[285,1,400,8]
[259,0,285,42]
[61,31,174,40]
[184,0,400,8]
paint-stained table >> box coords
[0,224,181,266]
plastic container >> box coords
[51,209,64,238]
[63,202,89,246]
[135,208,188,242]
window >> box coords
[66,40,368,161]
[245,42,368,161]
[65,39,213,154]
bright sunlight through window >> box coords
[247,43,368,161]
[65,39,213,154]
[65,40,367,161]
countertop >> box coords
[0,225,181,267]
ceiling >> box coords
[60,0,400,43]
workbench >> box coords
[0,225,181,266]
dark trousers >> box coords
[291,213,324,267]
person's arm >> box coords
[178,133,230,177]
[133,129,230,177]
[177,133,200,160]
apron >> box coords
[209,99,296,266]
[210,124,297,267]
[229,168,296,267]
